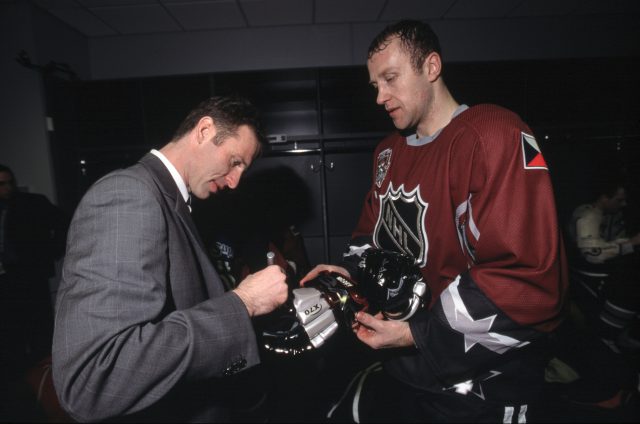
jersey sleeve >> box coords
[411,112,568,386]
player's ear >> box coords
[423,52,442,82]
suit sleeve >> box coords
[410,122,568,385]
[52,173,258,422]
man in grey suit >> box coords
[52,96,289,422]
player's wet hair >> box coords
[368,20,442,73]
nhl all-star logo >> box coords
[521,132,548,170]
[375,148,392,188]
[374,183,429,267]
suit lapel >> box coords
[139,154,204,248]
[138,154,224,297]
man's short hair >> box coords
[171,95,265,148]
[368,19,442,73]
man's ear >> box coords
[195,116,216,145]
[423,52,442,83]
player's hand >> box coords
[299,264,350,286]
[353,311,414,349]
[234,265,288,317]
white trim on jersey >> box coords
[455,194,480,263]
[343,243,372,259]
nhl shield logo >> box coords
[373,183,429,267]
[376,148,392,188]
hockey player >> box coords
[567,177,640,352]
[301,20,568,422]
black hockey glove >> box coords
[356,248,428,320]
[261,249,429,355]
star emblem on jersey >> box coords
[521,132,548,170]
[441,276,530,354]
[447,370,502,400]
[373,183,429,267]
[375,148,392,188]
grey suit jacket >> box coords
[52,153,259,422]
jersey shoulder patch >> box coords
[521,132,548,170]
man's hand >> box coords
[300,264,350,286]
[353,311,414,349]
[234,265,288,317]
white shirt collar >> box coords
[150,149,190,204]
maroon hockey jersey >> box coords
[343,104,568,399]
